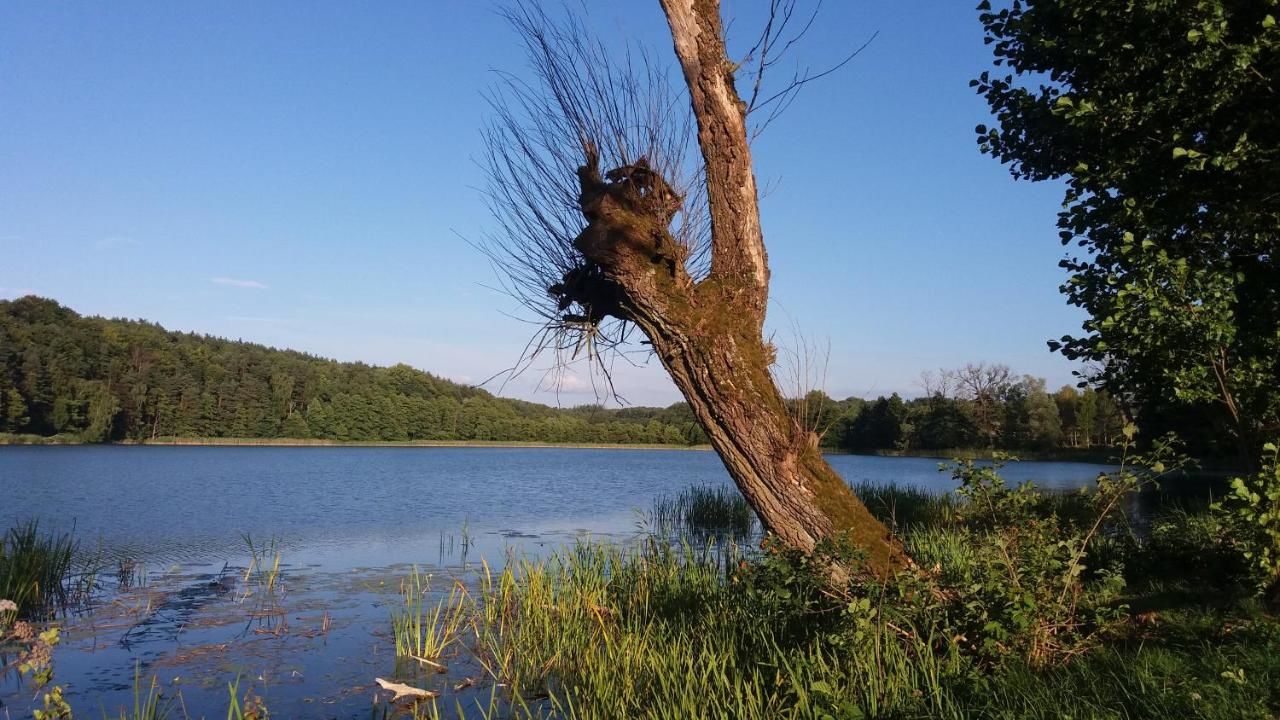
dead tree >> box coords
[481,1,906,577]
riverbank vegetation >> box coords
[382,448,1280,718]
[465,476,1280,719]
[7,452,1278,718]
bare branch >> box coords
[477,2,708,400]
[749,30,878,140]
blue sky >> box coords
[0,1,1083,406]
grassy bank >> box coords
[440,461,1280,719]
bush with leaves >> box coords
[874,433,1185,668]
[896,457,1117,666]
[1214,442,1280,605]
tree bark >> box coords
[556,0,908,578]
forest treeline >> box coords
[0,297,703,445]
[1,297,1120,452]
[802,370,1124,454]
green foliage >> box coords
[898,457,1128,666]
[831,376,1124,454]
[975,0,1280,459]
[4,297,1132,455]
[1215,442,1280,601]
[463,477,1280,719]
[0,296,701,446]
[1,622,72,720]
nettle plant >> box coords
[1215,442,1280,604]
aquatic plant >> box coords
[391,567,470,663]
[240,534,282,601]
[850,481,959,531]
[107,664,176,720]
[225,676,271,720]
[649,484,755,540]
[0,521,77,618]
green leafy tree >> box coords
[3,387,28,432]
[83,381,119,442]
[1004,376,1064,450]
[975,0,1280,465]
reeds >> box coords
[649,484,756,540]
[240,534,282,602]
[108,664,176,720]
[465,539,958,719]
[0,520,78,618]
[391,567,470,663]
[851,481,959,531]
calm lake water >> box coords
[0,446,1114,717]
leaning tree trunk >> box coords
[559,0,908,578]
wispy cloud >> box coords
[95,236,141,250]
[211,276,268,289]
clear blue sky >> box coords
[0,1,1083,406]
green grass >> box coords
[10,476,1278,720]
[852,481,959,531]
[0,520,78,618]
[447,485,1280,720]
[391,566,470,663]
[463,539,964,719]
[951,617,1280,719]
[650,484,756,539]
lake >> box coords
[0,446,1113,717]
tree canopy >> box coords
[975,0,1280,462]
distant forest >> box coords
[0,297,1122,453]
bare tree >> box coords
[948,363,1013,447]
[918,369,954,400]
[481,1,905,576]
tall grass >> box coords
[851,481,1099,532]
[649,484,755,539]
[448,474,1280,719]
[0,520,77,618]
[851,482,958,531]
[466,539,960,719]
[391,566,470,662]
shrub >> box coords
[1214,442,1280,605]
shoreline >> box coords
[2,435,1119,463]
[0,434,712,451]
[840,447,1121,464]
